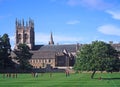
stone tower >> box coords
[49,32,54,45]
[14,18,35,50]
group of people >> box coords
[31,68,70,78]
[2,73,18,78]
[1,68,70,78]
[31,72,53,78]
[31,72,38,77]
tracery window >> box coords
[24,33,28,43]
[18,34,21,43]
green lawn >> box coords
[0,72,120,87]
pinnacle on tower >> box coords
[15,18,18,26]
[15,18,35,50]
[22,19,24,26]
[49,32,54,45]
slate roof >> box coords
[35,44,77,52]
[30,44,77,59]
[30,51,56,59]
[11,43,120,60]
[11,44,77,59]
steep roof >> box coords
[11,44,77,59]
[31,44,77,59]
[37,44,76,52]
[30,51,56,59]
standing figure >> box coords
[65,68,70,77]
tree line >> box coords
[0,34,14,69]
[0,33,120,78]
[74,41,120,79]
[0,33,32,70]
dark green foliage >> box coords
[0,36,4,68]
[74,41,120,78]
[0,34,13,69]
[15,44,33,70]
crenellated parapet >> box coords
[15,18,35,50]
[15,18,34,29]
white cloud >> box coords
[66,20,80,25]
[9,36,15,49]
[35,33,49,44]
[106,10,120,20]
[10,36,15,42]
[67,0,113,10]
[67,0,81,6]
[54,35,83,42]
[35,32,83,44]
[98,24,120,36]
[9,32,83,47]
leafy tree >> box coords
[2,34,12,68]
[0,36,4,68]
[15,44,33,70]
[74,41,120,79]
[0,34,13,69]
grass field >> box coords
[0,72,120,87]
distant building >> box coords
[12,18,120,69]
[13,18,79,69]
[14,18,35,50]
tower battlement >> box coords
[15,18,35,50]
[15,18,34,29]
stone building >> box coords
[14,18,35,50]
[14,18,78,69]
[13,18,120,69]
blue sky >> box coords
[0,0,120,48]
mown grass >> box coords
[0,72,120,87]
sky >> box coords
[0,0,120,49]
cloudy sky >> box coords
[0,0,120,48]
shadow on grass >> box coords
[94,78,120,80]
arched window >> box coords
[49,59,51,63]
[24,33,28,43]
[18,34,21,43]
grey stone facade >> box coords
[14,18,76,68]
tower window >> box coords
[18,34,21,43]
[24,34,28,43]
[49,59,51,63]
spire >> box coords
[49,32,54,45]
[15,18,18,26]
[22,19,24,26]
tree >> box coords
[0,36,4,68]
[74,41,120,79]
[0,34,13,69]
[15,44,33,70]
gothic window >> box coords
[49,59,51,63]
[18,34,21,43]
[25,33,28,43]
[45,59,47,63]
